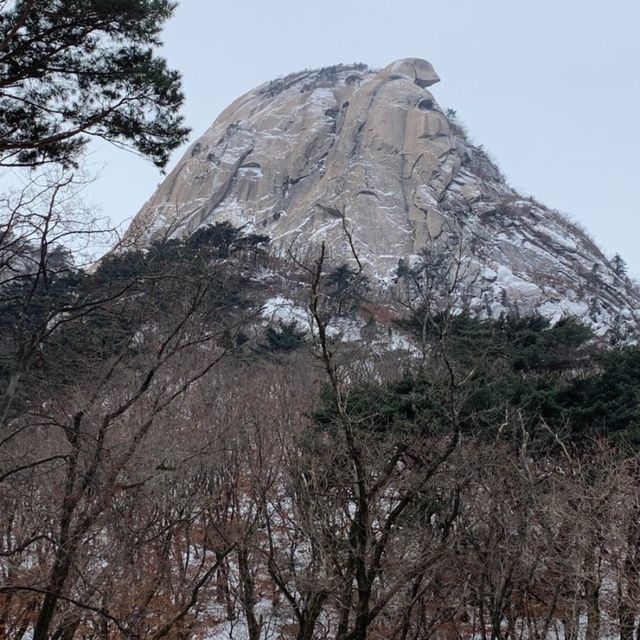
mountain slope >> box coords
[124,58,639,332]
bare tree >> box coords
[0,217,266,638]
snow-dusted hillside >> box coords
[123,58,640,333]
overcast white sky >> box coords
[84,0,640,274]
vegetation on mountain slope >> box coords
[2,3,640,638]
[2,211,640,638]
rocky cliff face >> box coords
[125,58,639,332]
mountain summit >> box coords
[125,58,639,332]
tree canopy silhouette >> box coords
[0,0,189,168]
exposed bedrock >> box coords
[124,58,639,332]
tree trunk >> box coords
[618,509,640,640]
[618,597,635,640]
[216,553,235,621]
[584,565,601,640]
[32,548,74,640]
[237,547,261,640]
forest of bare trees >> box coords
[3,201,640,639]
[2,3,640,640]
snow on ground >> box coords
[536,299,590,324]
[494,265,542,300]
[261,296,310,328]
[535,224,579,252]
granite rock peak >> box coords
[124,59,639,333]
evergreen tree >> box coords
[0,0,189,168]
[613,253,628,279]
[261,320,306,353]
[325,263,369,316]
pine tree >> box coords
[0,0,189,168]
[326,263,369,316]
[613,253,628,279]
[262,320,306,353]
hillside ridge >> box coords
[123,58,640,333]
